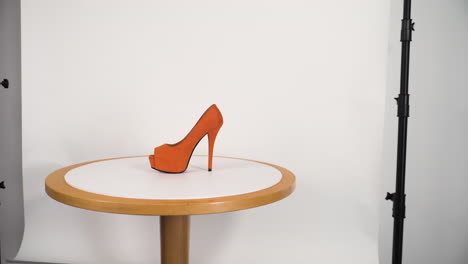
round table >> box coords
[45,156,295,264]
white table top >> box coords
[65,156,282,200]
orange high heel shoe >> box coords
[149,104,224,173]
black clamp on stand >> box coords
[395,94,410,117]
[401,19,415,42]
[386,192,406,219]
[1,79,8,89]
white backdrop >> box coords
[17,1,390,263]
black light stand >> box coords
[385,0,414,264]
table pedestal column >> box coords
[160,215,190,264]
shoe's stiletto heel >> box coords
[207,126,221,172]
[149,104,223,173]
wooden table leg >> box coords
[160,215,190,264]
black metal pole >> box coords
[385,0,414,264]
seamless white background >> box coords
[17,1,390,263]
